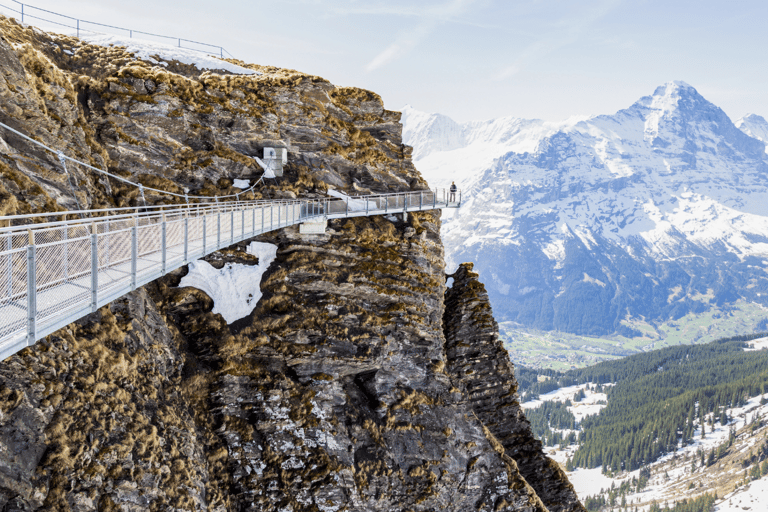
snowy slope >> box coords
[403,82,768,336]
[401,105,587,191]
[736,113,768,153]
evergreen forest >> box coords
[518,333,768,472]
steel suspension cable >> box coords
[0,119,260,202]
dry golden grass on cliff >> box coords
[22,299,216,511]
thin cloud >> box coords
[365,0,480,72]
[366,22,435,71]
[492,0,622,82]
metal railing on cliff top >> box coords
[0,0,234,58]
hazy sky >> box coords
[3,0,767,123]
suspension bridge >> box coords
[0,186,460,362]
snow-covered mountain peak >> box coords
[736,113,768,152]
[404,81,768,336]
[737,113,768,129]
[400,105,466,161]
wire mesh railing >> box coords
[0,0,234,58]
[0,188,460,360]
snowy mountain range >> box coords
[403,82,768,336]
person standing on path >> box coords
[449,181,457,202]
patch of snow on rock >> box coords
[179,242,277,323]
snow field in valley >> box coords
[521,383,610,423]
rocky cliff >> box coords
[0,16,581,511]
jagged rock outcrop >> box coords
[0,16,581,511]
[148,214,550,512]
[444,263,585,512]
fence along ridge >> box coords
[0,119,260,205]
[0,0,233,57]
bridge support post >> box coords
[26,245,36,346]
[63,224,68,281]
[202,215,207,255]
[241,209,245,240]
[161,220,167,275]
[6,234,11,299]
[230,210,234,245]
[90,233,98,313]
[217,213,221,250]
[105,219,110,267]
[183,215,188,263]
[131,223,137,290]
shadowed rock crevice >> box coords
[444,263,586,512]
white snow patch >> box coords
[77,33,258,75]
[178,242,277,323]
[233,179,250,189]
[582,273,606,287]
[522,383,611,423]
[567,468,615,498]
[491,273,511,295]
[716,474,768,511]
[744,336,768,351]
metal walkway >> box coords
[0,190,460,360]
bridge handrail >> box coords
[0,189,457,228]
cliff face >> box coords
[0,16,582,511]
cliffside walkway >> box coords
[0,190,460,360]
